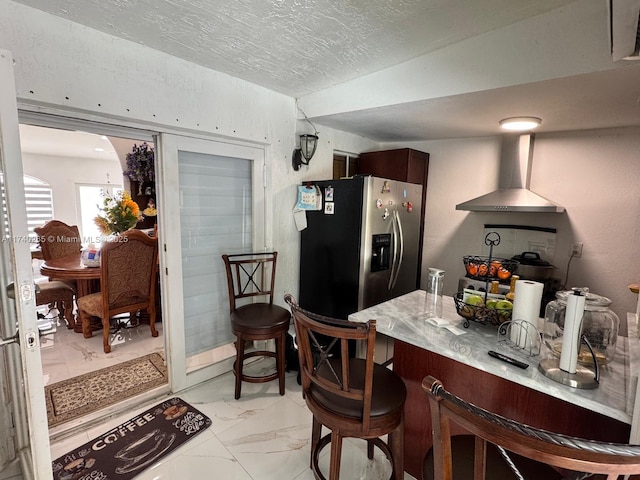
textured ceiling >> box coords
[312,64,640,141]
[10,0,577,98]
[10,0,640,142]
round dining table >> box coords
[40,251,160,333]
[40,253,101,333]
[40,253,100,295]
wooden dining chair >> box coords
[221,252,290,399]
[7,280,75,328]
[78,230,158,353]
[33,220,83,325]
[285,294,406,480]
[34,220,82,261]
[422,375,640,480]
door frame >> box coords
[16,99,271,398]
[158,133,268,391]
[0,48,52,480]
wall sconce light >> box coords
[292,133,319,171]
[499,116,542,131]
[292,109,319,171]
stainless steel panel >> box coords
[455,188,565,213]
[392,180,423,297]
[358,177,422,309]
[455,135,564,213]
[359,177,395,310]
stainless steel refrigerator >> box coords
[299,175,423,320]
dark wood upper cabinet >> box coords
[358,148,429,186]
[358,148,430,289]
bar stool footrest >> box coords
[234,350,279,384]
[311,434,394,480]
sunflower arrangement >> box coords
[94,190,142,235]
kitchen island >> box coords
[349,290,640,479]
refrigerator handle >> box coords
[388,211,399,290]
[391,210,405,290]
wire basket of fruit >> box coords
[463,256,518,281]
[453,291,514,328]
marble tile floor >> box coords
[49,367,418,480]
[35,308,417,480]
[40,314,165,386]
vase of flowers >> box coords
[123,142,155,195]
[94,190,142,235]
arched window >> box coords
[0,175,54,238]
[23,175,54,236]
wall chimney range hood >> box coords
[455,134,565,213]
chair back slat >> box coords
[423,375,640,479]
[285,294,377,433]
[222,253,278,312]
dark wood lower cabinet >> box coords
[394,340,631,480]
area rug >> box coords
[51,397,211,480]
[45,353,168,428]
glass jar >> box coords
[424,268,445,319]
[543,290,619,365]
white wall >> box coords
[300,0,616,119]
[388,127,640,322]
[22,152,124,228]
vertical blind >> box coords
[179,150,253,356]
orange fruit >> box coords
[466,262,479,276]
[489,260,502,277]
[497,267,511,280]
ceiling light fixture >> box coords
[292,109,319,171]
[499,117,542,132]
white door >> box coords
[0,49,52,479]
[158,133,267,391]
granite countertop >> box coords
[349,289,639,427]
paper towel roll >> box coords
[559,290,586,374]
[510,280,544,348]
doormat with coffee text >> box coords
[51,397,211,480]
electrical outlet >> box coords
[570,242,583,258]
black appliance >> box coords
[299,176,423,320]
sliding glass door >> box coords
[158,134,266,390]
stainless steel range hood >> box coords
[456,134,565,213]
